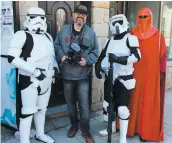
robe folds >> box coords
[116,30,166,142]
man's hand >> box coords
[53,67,61,79]
[61,56,67,63]
[79,58,86,66]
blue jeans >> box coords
[63,78,90,134]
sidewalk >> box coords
[1,90,172,143]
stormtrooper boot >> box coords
[19,115,33,143]
[34,109,55,143]
[99,121,116,136]
[119,119,129,143]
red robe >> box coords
[116,31,166,142]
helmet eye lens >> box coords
[41,16,45,20]
[30,16,36,19]
[118,20,123,25]
[139,15,148,19]
[112,20,123,26]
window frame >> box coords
[159,1,172,61]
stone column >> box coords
[91,1,110,111]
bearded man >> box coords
[54,5,99,143]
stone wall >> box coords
[90,1,110,111]
[166,61,172,89]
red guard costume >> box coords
[116,7,167,142]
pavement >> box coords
[1,89,172,143]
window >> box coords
[161,2,172,60]
[56,9,66,32]
[127,1,172,60]
[109,1,124,37]
[127,1,160,29]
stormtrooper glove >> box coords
[108,53,128,65]
[33,68,46,81]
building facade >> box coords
[11,1,172,114]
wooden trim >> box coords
[158,1,163,30]
[13,1,20,32]
[12,1,21,129]
[122,1,128,15]
[80,1,92,26]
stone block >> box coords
[92,66,96,77]
[19,16,25,30]
[92,1,110,9]
[104,13,109,23]
[104,9,109,23]
[91,102,103,111]
[92,77,103,89]
[91,8,105,24]
[92,23,109,37]
[92,92,101,103]
[97,37,109,51]
[19,1,38,16]
[167,60,172,67]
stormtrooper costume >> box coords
[95,14,141,143]
[8,7,58,143]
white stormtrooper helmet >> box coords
[109,14,129,35]
[23,7,47,34]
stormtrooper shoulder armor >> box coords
[127,34,139,47]
[8,30,36,74]
[10,31,27,51]
[127,34,141,63]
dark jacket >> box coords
[54,24,99,80]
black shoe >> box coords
[82,132,95,143]
[67,125,79,138]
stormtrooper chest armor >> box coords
[106,34,130,57]
[26,32,55,71]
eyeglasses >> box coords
[75,12,87,17]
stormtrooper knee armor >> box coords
[118,106,130,143]
[8,7,59,143]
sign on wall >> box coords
[1,1,17,129]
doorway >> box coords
[38,1,92,110]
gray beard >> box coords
[74,18,85,27]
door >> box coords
[38,1,92,108]
[39,1,76,107]
[39,1,76,40]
